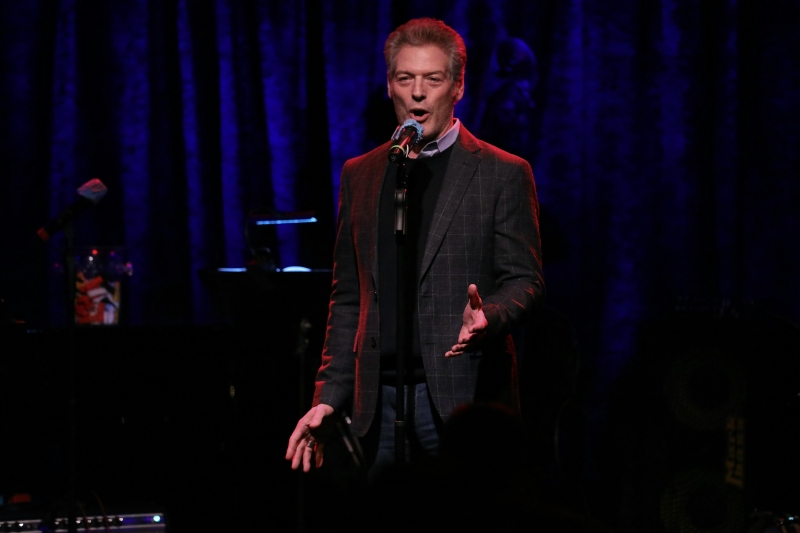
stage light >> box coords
[254,216,317,225]
[282,266,311,272]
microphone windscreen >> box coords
[391,119,424,143]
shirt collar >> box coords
[416,119,461,159]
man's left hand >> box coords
[445,284,488,357]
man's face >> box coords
[388,45,464,149]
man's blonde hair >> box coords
[384,18,467,84]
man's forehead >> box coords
[392,45,450,74]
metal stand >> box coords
[63,223,78,533]
[393,159,409,468]
[295,318,309,533]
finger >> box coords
[302,442,314,472]
[459,327,479,343]
[285,438,295,460]
[467,284,482,310]
[285,441,295,461]
[286,422,308,459]
[467,324,486,335]
[315,442,325,468]
[458,335,477,345]
[467,307,488,335]
[291,440,305,470]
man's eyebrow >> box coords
[394,69,448,77]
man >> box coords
[286,18,544,474]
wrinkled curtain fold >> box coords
[1,0,798,391]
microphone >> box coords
[36,178,108,242]
[388,119,424,163]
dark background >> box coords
[1,0,799,531]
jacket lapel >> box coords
[419,126,482,279]
[360,142,391,292]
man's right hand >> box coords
[285,403,335,472]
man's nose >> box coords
[412,79,425,101]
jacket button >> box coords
[371,337,377,348]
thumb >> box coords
[467,284,482,310]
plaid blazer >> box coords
[313,125,544,436]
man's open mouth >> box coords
[411,109,429,120]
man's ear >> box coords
[387,76,394,99]
[454,77,465,103]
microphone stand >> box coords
[393,155,409,468]
[28,180,105,532]
[63,222,78,533]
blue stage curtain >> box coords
[1,0,798,388]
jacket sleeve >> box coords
[481,158,545,338]
[312,161,360,412]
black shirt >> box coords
[378,145,454,383]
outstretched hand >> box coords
[285,403,335,472]
[445,284,488,357]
